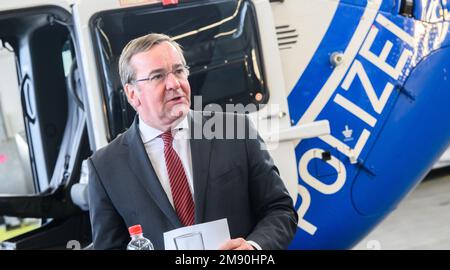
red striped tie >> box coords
[162,130,195,226]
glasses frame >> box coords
[130,65,190,85]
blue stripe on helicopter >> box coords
[287,3,366,125]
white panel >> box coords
[271,0,339,94]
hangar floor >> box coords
[354,168,450,250]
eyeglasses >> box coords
[131,65,190,86]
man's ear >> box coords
[124,83,140,109]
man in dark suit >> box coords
[88,33,298,250]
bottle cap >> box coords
[128,225,142,235]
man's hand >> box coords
[218,238,255,250]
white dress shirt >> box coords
[138,114,262,250]
[139,115,193,208]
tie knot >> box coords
[161,130,174,146]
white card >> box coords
[163,218,230,250]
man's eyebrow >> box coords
[147,64,184,75]
[148,68,165,75]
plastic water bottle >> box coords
[127,225,154,250]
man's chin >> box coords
[169,104,189,120]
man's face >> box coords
[125,41,191,130]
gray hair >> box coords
[118,33,186,86]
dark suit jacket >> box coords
[88,111,298,250]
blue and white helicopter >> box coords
[0,0,449,249]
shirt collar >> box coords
[139,114,189,144]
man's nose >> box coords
[165,72,181,90]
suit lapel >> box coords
[189,111,212,223]
[124,117,181,228]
